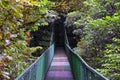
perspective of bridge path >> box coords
[45,48,73,80]
[16,18,108,80]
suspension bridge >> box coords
[15,18,108,80]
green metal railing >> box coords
[15,44,55,80]
[15,44,54,80]
[16,25,55,80]
[65,44,108,80]
[64,27,108,80]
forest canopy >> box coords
[0,0,54,79]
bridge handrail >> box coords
[65,44,109,80]
[15,44,55,80]
[64,25,108,80]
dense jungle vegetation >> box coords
[0,0,120,80]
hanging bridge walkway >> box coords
[16,18,108,80]
[45,47,73,80]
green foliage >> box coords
[83,0,105,15]
[65,11,82,27]
[50,0,84,12]
[97,38,120,80]
[83,11,120,54]
[66,0,120,79]
[0,0,54,79]
[4,40,38,79]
